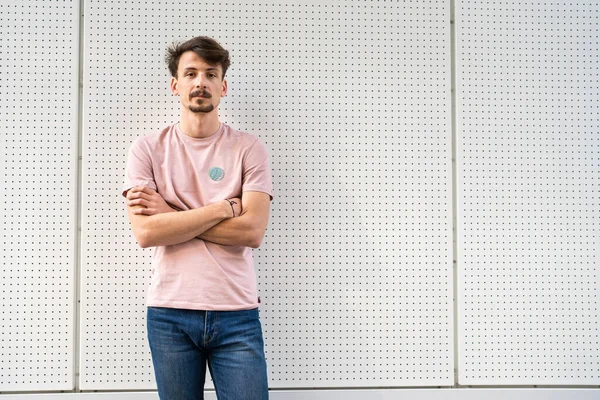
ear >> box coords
[221,79,228,97]
[170,76,179,95]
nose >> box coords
[194,75,207,88]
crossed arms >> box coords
[125,186,271,249]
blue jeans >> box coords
[147,306,269,400]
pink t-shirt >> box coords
[122,122,273,311]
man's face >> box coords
[171,51,227,113]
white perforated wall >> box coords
[0,0,78,392]
[79,0,453,390]
[456,0,600,385]
[4,0,598,396]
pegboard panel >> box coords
[456,0,600,385]
[80,0,453,389]
[0,0,78,392]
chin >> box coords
[189,105,215,113]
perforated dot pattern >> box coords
[457,0,600,385]
[80,0,453,390]
[0,0,78,392]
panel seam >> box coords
[73,0,86,392]
[450,0,460,388]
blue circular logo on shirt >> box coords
[209,167,225,181]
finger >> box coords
[130,186,155,196]
[128,199,148,207]
[132,208,146,215]
[127,187,144,199]
[129,186,145,194]
[128,191,151,201]
[134,191,155,201]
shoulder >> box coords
[222,123,254,142]
[222,123,268,153]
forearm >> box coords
[140,201,231,247]
[198,214,262,248]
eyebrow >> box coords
[182,67,219,73]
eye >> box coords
[209,73,217,78]
[186,72,194,77]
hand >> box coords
[127,186,177,216]
[226,197,242,217]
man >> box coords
[122,36,272,400]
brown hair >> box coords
[166,36,230,79]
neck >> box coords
[179,108,221,139]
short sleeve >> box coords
[242,138,274,200]
[122,137,157,197]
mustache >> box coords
[190,89,211,98]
